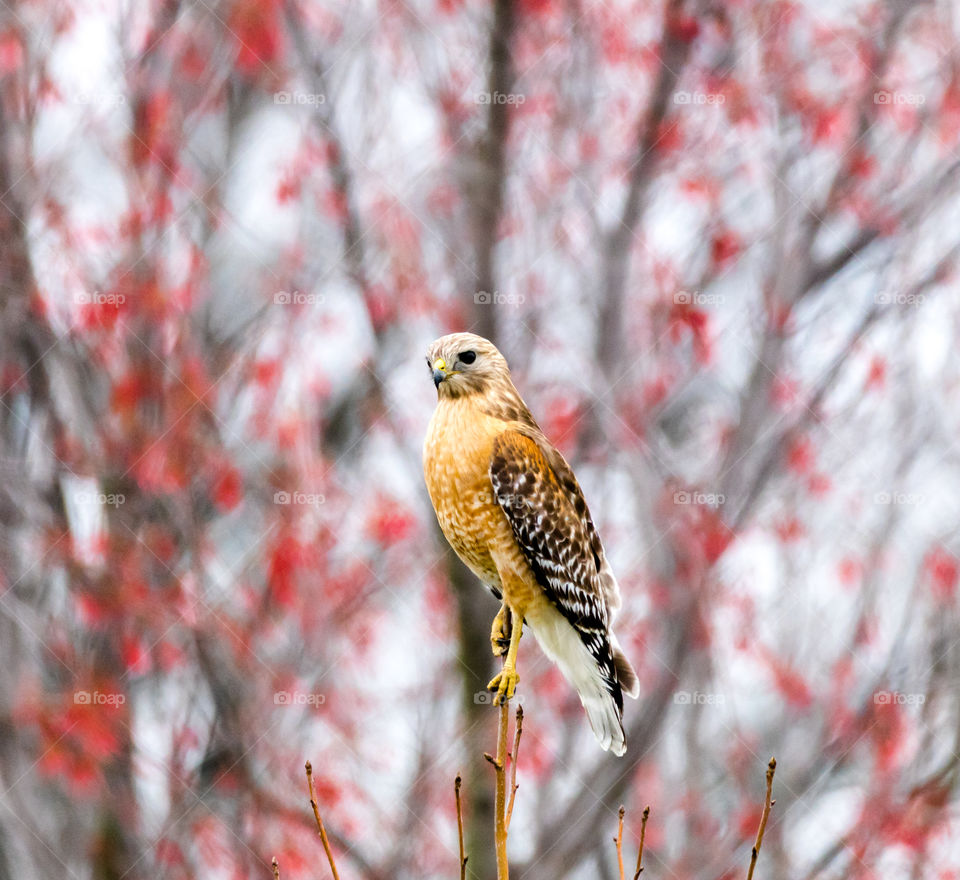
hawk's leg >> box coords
[490,604,512,657]
[488,611,523,705]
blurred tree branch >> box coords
[469,0,517,342]
[597,0,702,376]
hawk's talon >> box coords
[487,665,519,704]
[490,606,512,657]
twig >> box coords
[615,806,626,880]
[490,697,511,879]
[505,705,523,830]
[455,773,468,880]
[746,758,777,880]
[306,760,342,880]
[633,806,650,879]
[272,856,280,879]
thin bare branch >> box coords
[746,758,777,880]
[506,705,523,830]
[633,806,650,880]
[455,774,468,880]
[272,856,280,880]
[306,760,342,880]
[615,806,626,880]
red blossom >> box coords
[229,0,283,75]
[276,175,301,204]
[762,651,813,709]
[865,356,886,390]
[924,546,958,602]
[0,30,23,73]
[870,700,907,772]
[774,515,804,542]
[668,302,712,364]
[666,13,700,43]
[121,634,152,676]
[786,434,815,474]
[542,396,583,452]
[837,557,862,587]
[710,229,742,269]
[267,534,304,609]
[211,464,244,512]
[368,504,416,546]
[808,473,831,496]
[771,375,800,409]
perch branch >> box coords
[633,806,650,879]
[455,773,468,880]
[306,760,342,880]
[746,758,777,880]
[615,806,626,880]
[272,857,280,879]
[483,687,514,879]
[505,705,523,830]
[493,698,511,878]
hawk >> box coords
[422,332,639,755]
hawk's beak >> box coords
[432,358,446,388]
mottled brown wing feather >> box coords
[489,429,622,711]
[537,438,623,619]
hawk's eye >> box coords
[459,350,476,365]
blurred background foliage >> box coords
[1,0,960,878]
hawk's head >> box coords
[425,332,511,399]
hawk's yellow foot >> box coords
[488,608,523,703]
[487,664,519,704]
[490,605,511,657]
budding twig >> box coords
[305,760,342,880]
[746,758,777,880]
[505,705,523,830]
[633,806,650,879]
[272,856,280,880]
[455,773,468,880]
[615,806,626,880]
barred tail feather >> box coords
[580,680,627,756]
[527,606,628,756]
[612,635,640,699]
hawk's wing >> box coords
[489,429,623,708]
